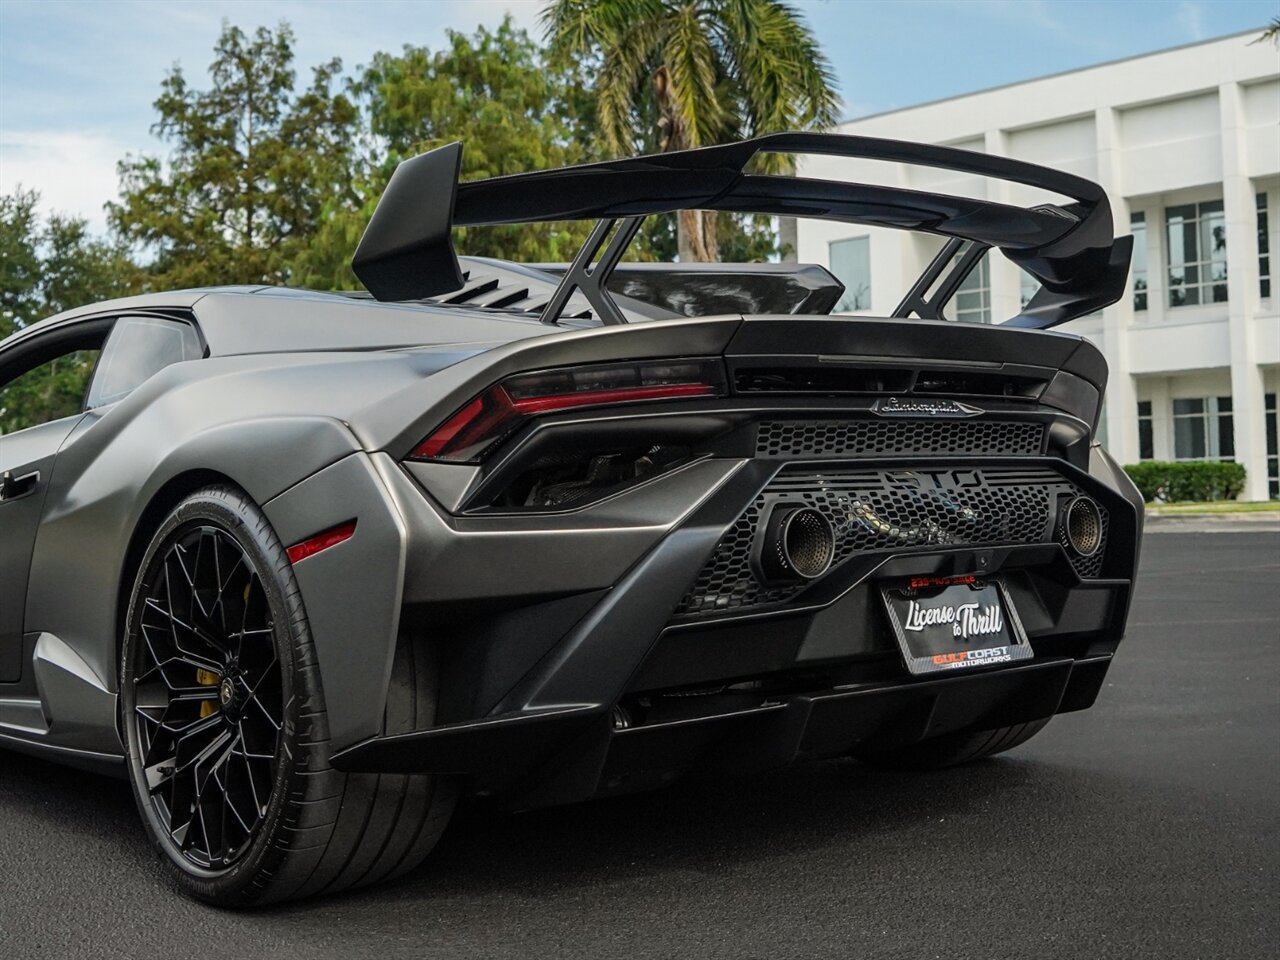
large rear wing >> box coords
[351,132,1131,329]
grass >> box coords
[1146,500,1280,515]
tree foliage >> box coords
[0,188,138,432]
[0,190,41,339]
[1,8,842,341]
[543,0,840,260]
[292,17,606,288]
[108,21,359,289]
[1,188,138,337]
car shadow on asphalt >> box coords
[0,742,1073,913]
[282,753,1069,913]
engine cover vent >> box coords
[756,419,1046,459]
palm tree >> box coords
[1254,17,1280,45]
[543,0,839,261]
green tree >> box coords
[292,18,606,288]
[0,189,41,337]
[108,21,359,289]
[1,188,139,337]
[0,188,139,432]
[543,0,839,261]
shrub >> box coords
[1123,460,1247,502]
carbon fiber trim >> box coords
[675,465,1108,617]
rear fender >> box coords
[24,405,361,703]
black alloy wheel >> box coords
[121,485,456,907]
[127,523,282,870]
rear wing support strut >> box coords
[539,217,643,326]
[892,237,987,321]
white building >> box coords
[798,31,1280,500]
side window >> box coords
[86,316,202,409]
[0,349,100,435]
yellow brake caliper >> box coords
[196,668,220,717]
[194,582,250,716]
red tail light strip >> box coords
[412,395,490,460]
[410,358,724,462]
[286,521,357,564]
[512,381,713,414]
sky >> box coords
[1,0,1277,233]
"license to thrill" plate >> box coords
[880,576,1033,676]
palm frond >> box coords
[597,19,664,154]
[543,0,667,50]
[541,0,841,259]
[1251,17,1280,45]
[664,1,729,147]
[720,0,839,148]
[545,0,670,155]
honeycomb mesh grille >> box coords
[675,466,1108,617]
[756,419,1045,459]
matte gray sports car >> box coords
[0,134,1143,906]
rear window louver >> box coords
[427,270,590,318]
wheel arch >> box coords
[112,468,244,687]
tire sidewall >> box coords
[120,485,313,904]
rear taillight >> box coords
[410,358,725,462]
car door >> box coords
[0,317,113,682]
[0,312,204,684]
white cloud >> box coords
[0,0,550,234]
[931,0,1116,55]
[0,130,130,233]
[1175,1,1206,40]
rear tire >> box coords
[851,717,1051,771]
[120,484,455,906]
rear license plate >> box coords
[881,576,1032,675]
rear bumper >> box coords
[267,440,1138,791]
[332,654,1111,807]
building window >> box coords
[1259,193,1271,300]
[829,236,871,311]
[1019,270,1039,309]
[1131,212,1148,311]
[1172,396,1233,461]
[955,255,991,324]
[1166,200,1227,307]
[1137,400,1154,460]
[1267,392,1278,499]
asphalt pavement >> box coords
[2,530,1277,959]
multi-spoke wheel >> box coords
[121,485,455,906]
[130,524,281,870]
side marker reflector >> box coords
[286,521,357,564]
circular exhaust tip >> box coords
[1062,496,1103,557]
[762,506,835,581]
